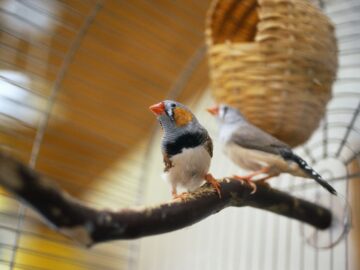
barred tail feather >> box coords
[281,151,337,195]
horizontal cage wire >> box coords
[0,0,359,270]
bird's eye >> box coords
[171,103,176,108]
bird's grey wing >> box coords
[203,133,213,158]
[229,123,290,155]
[228,123,337,195]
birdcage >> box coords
[0,0,359,270]
[206,0,338,147]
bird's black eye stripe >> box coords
[223,106,228,115]
[165,106,174,121]
[171,103,176,108]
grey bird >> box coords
[149,100,221,199]
[207,104,337,195]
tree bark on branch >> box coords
[0,152,332,247]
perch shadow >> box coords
[0,152,332,247]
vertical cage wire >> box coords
[0,0,211,269]
[0,0,146,269]
[136,0,360,270]
[1,1,105,269]
[9,3,103,269]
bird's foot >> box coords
[255,175,273,184]
[172,192,189,201]
[254,179,271,189]
[204,173,222,198]
[233,175,257,194]
[254,172,279,188]
[239,167,269,180]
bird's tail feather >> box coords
[280,150,337,195]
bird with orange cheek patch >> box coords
[149,100,221,200]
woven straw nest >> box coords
[206,0,338,147]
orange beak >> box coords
[207,106,219,116]
[149,102,165,115]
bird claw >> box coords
[204,174,222,198]
[172,192,189,201]
[255,180,271,189]
[211,181,222,198]
[233,175,257,194]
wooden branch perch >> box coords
[0,152,332,247]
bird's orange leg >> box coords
[171,186,177,198]
[232,175,257,194]
[233,167,270,194]
[255,172,280,184]
[204,173,221,198]
[172,186,189,201]
[241,167,270,179]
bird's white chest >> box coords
[163,145,211,191]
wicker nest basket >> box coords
[206,0,338,147]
